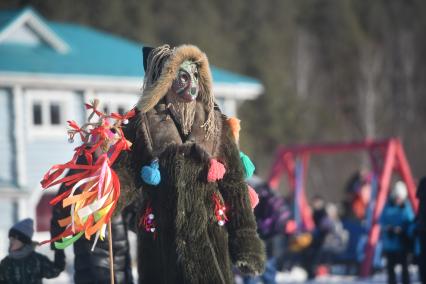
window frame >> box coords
[85,92,138,117]
[26,89,73,138]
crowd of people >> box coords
[0,173,425,284]
[244,173,426,284]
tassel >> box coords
[139,202,157,236]
[141,159,161,185]
[239,151,255,179]
[207,159,226,182]
[213,192,228,226]
[227,117,241,144]
[247,185,259,209]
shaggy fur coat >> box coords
[115,101,265,283]
[115,44,265,283]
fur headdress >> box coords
[137,44,217,139]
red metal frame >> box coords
[267,138,418,277]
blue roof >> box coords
[0,7,260,85]
[0,10,19,30]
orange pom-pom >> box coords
[207,159,226,182]
[247,185,259,209]
[227,117,241,144]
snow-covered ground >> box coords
[47,266,421,284]
[235,266,421,284]
[36,232,420,284]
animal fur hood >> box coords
[137,44,216,139]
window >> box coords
[30,100,64,127]
[33,101,62,126]
[32,102,42,125]
[117,105,126,115]
[26,90,73,138]
[85,93,139,119]
[103,105,110,115]
[50,103,61,125]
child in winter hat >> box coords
[9,218,34,246]
[0,218,65,283]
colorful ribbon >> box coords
[40,101,135,249]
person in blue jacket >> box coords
[416,176,426,284]
[380,181,415,284]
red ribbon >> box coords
[85,102,103,117]
[110,108,136,121]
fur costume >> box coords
[115,44,265,283]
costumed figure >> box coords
[41,44,265,284]
[113,44,265,283]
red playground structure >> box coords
[267,138,418,277]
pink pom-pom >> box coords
[207,159,226,182]
[285,219,297,234]
[247,185,259,209]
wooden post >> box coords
[108,222,115,284]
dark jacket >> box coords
[0,250,64,284]
[114,102,266,284]
[254,183,290,240]
[416,177,426,232]
[51,158,134,284]
[72,214,133,284]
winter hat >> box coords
[9,218,34,244]
[392,181,408,201]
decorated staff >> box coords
[40,100,135,283]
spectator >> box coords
[243,179,291,284]
[0,218,65,283]
[302,195,333,280]
[416,177,426,284]
[321,203,349,259]
[343,170,372,221]
[380,181,415,284]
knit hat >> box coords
[9,218,34,244]
[392,181,408,201]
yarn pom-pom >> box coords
[239,151,255,179]
[141,159,161,185]
[207,159,226,182]
[247,185,259,209]
[285,220,297,234]
[227,117,241,144]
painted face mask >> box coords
[171,60,199,102]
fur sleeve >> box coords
[217,119,265,275]
[113,113,148,213]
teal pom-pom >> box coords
[141,160,161,185]
[240,151,255,179]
